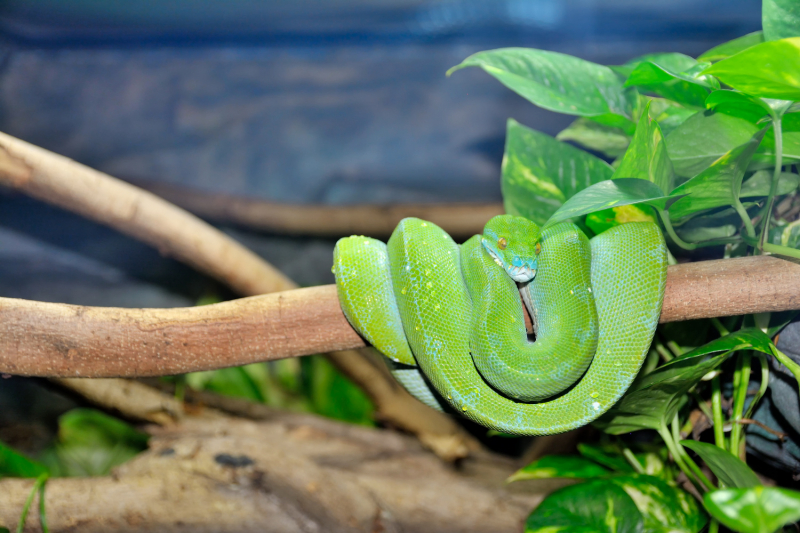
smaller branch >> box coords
[735,418,787,440]
[133,178,503,240]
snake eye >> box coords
[535,242,542,255]
[497,237,508,250]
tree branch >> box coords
[0,414,548,533]
[132,178,503,240]
[0,131,480,460]
[2,254,800,379]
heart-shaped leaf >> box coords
[507,455,610,483]
[667,128,767,219]
[525,478,643,533]
[698,32,764,63]
[703,38,800,101]
[679,440,761,488]
[703,486,800,533]
[611,475,707,533]
[449,48,637,130]
[666,110,760,178]
[544,178,673,228]
[502,119,614,224]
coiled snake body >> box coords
[333,215,667,435]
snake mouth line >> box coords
[483,245,537,283]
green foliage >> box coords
[506,455,610,482]
[39,408,149,477]
[703,38,800,101]
[524,475,706,533]
[458,8,800,531]
[545,178,672,228]
[0,442,48,479]
[698,32,764,62]
[448,48,637,131]
[679,440,761,488]
[763,0,800,41]
[703,486,800,533]
[613,101,675,193]
[667,129,766,219]
[502,119,614,224]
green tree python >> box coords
[333,215,667,435]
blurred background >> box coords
[0,0,764,466]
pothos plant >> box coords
[448,2,800,533]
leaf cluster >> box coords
[451,4,800,532]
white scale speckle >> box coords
[592,401,601,410]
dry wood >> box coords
[0,131,479,460]
[2,255,800,381]
[134,178,503,240]
[0,414,553,533]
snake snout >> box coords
[507,258,537,282]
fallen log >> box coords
[2,254,799,378]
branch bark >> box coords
[2,255,800,379]
[0,413,550,533]
[133,178,503,240]
[0,131,479,460]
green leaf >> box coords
[649,98,696,137]
[0,527,8,533]
[623,54,718,108]
[0,442,49,478]
[524,478,643,533]
[502,119,614,224]
[39,408,149,477]
[302,356,375,426]
[666,110,760,178]
[585,204,657,235]
[703,38,800,101]
[507,455,610,482]
[449,48,637,129]
[704,486,800,533]
[555,118,631,158]
[739,169,800,197]
[595,329,772,434]
[698,32,765,62]
[613,100,675,193]
[679,440,761,488]
[544,178,673,228]
[705,90,772,120]
[616,53,697,79]
[667,128,767,219]
[577,443,638,473]
[763,0,800,41]
[611,475,708,533]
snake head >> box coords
[481,215,542,283]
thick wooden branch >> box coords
[0,131,481,459]
[2,255,799,379]
[133,179,504,239]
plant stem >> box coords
[658,423,705,491]
[711,376,726,452]
[658,210,697,250]
[710,317,730,336]
[708,519,719,533]
[759,115,783,250]
[621,446,645,474]
[761,241,800,259]
[743,353,769,422]
[771,345,800,393]
[671,414,715,491]
[729,352,752,461]
[16,473,48,533]
[733,199,757,240]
